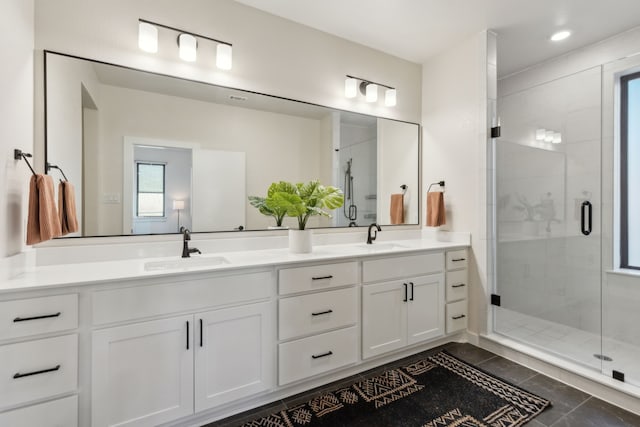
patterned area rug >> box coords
[241,351,551,427]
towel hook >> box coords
[427,180,445,193]
[400,184,408,195]
[14,149,36,176]
[47,163,68,182]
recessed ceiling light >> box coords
[550,30,571,42]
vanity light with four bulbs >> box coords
[345,75,397,107]
[138,19,233,70]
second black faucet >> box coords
[180,227,202,258]
[367,223,381,244]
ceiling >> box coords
[235,0,640,77]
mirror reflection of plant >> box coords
[248,181,295,227]
[266,180,344,230]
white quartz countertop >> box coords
[0,238,468,293]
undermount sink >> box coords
[144,256,230,271]
[355,243,409,252]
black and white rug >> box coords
[242,351,551,427]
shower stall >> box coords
[491,56,640,391]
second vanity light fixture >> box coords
[345,75,397,107]
[138,19,233,70]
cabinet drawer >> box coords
[362,253,443,283]
[93,271,273,325]
[446,269,468,302]
[279,287,357,340]
[279,262,358,295]
[0,395,77,427]
[0,334,78,409]
[278,326,357,385]
[0,294,78,341]
[445,300,468,334]
[446,249,468,270]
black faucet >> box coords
[367,223,381,244]
[180,227,201,258]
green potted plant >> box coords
[265,179,344,253]
[248,181,293,229]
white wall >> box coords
[422,31,494,335]
[34,0,421,124]
[0,0,34,266]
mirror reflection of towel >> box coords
[26,174,62,245]
[390,194,404,224]
[59,181,79,235]
[427,191,446,227]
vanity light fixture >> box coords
[138,19,233,70]
[550,30,571,42]
[173,200,185,231]
[344,75,396,107]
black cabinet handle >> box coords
[581,201,592,236]
[14,364,60,379]
[403,283,408,302]
[452,314,466,320]
[199,318,203,347]
[311,351,333,359]
[311,309,333,316]
[312,275,333,281]
[452,284,466,288]
[452,258,466,262]
[410,282,414,301]
[13,312,61,322]
[186,321,190,350]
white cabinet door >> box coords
[195,302,274,412]
[362,280,407,359]
[407,274,444,345]
[92,316,194,427]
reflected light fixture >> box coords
[138,19,233,70]
[535,128,546,141]
[544,130,555,142]
[138,21,158,53]
[178,33,197,62]
[345,75,396,106]
[536,128,562,144]
[550,30,571,42]
[173,200,185,231]
[552,132,562,144]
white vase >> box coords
[289,229,312,253]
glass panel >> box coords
[137,193,164,217]
[494,67,602,373]
[138,163,165,193]
[624,76,640,267]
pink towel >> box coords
[58,181,79,235]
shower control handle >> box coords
[581,201,592,236]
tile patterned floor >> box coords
[495,308,640,387]
[205,343,640,427]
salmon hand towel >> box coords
[426,191,446,227]
[27,174,62,245]
[58,181,79,235]
[390,194,404,224]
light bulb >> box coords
[552,132,562,144]
[551,31,571,42]
[216,44,232,70]
[545,130,554,142]
[178,33,197,62]
[366,84,378,103]
[345,78,358,98]
[535,128,546,141]
[385,88,397,107]
[138,22,158,53]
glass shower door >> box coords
[493,66,603,372]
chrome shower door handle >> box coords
[581,201,592,236]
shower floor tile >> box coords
[495,309,640,387]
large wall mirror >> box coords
[45,51,420,237]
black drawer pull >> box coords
[452,314,466,320]
[409,282,414,301]
[311,309,333,316]
[14,364,61,379]
[199,318,203,348]
[186,321,190,350]
[452,284,466,288]
[312,275,333,281]
[13,312,61,322]
[311,351,333,359]
[403,283,408,302]
[452,258,466,262]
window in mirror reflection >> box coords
[136,162,166,217]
